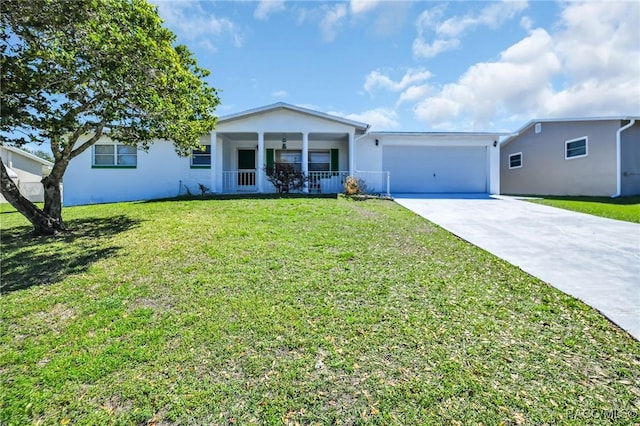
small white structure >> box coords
[0,146,53,203]
[63,103,504,206]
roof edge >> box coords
[369,131,509,137]
[502,116,640,146]
[1,145,54,166]
[218,102,370,131]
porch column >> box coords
[257,132,264,193]
[348,131,355,176]
[302,131,309,193]
[210,131,218,193]
[215,133,223,193]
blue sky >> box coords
[153,0,640,132]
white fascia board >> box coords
[218,102,369,131]
[1,145,54,166]
[370,132,505,147]
[369,131,508,138]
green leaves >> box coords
[1,0,219,154]
[1,0,220,227]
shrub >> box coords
[265,164,309,193]
[344,176,368,196]
[198,183,209,196]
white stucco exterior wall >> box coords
[64,136,211,206]
[355,135,383,172]
[62,104,504,205]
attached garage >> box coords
[357,132,503,195]
[383,146,487,193]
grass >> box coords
[1,198,639,425]
[526,195,640,223]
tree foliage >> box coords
[0,0,220,234]
[23,149,54,163]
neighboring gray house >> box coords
[500,117,640,197]
[0,145,54,203]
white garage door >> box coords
[383,146,487,193]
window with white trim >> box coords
[308,150,330,172]
[93,144,137,167]
[535,123,541,134]
[274,150,332,172]
[565,137,588,159]
[509,152,522,169]
[191,145,211,167]
[275,150,302,172]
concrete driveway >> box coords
[394,194,640,340]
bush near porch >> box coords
[1,198,639,424]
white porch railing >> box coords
[220,170,390,196]
[222,170,257,192]
[354,171,390,196]
[307,171,348,193]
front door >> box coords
[238,149,256,186]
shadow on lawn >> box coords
[1,215,141,293]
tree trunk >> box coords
[42,174,64,221]
[0,156,66,235]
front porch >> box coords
[199,102,391,195]
[209,130,389,195]
[220,170,390,195]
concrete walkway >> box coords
[394,194,640,340]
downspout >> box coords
[353,124,372,174]
[613,119,636,198]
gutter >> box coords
[613,119,636,198]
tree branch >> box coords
[60,92,105,123]
[69,123,104,159]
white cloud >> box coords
[412,38,460,59]
[415,5,447,32]
[364,68,432,93]
[554,1,638,81]
[254,0,286,21]
[411,1,640,130]
[319,4,348,42]
[414,28,561,129]
[295,1,408,42]
[544,1,640,117]
[155,1,244,51]
[331,108,400,130]
[397,85,431,105]
[520,16,533,31]
[272,90,288,98]
[350,0,381,15]
[413,1,528,59]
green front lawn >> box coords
[528,196,640,223]
[1,198,639,424]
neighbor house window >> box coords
[565,137,588,159]
[509,152,522,169]
[535,123,542,134]
[191,145,211,168]
[93,144,137,167]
